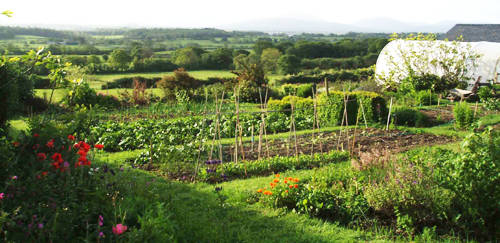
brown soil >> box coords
[223,128,455,161]
[419,106,455,123]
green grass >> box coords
[91,70,236,83]
[94,155,386,242]
[34,89,67,103]
[7,119,28,138]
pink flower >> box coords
[99,232,104,238]
[0,193,4,199]
[98,215,103,226]
[11,176,17,180]
[112,224,127,235]
[38,223,43,229]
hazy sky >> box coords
[1,0,499,28]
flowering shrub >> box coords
[0,130,127,241]
[256,174,303,209]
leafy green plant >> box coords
[200,151,349,182]
[453,102,475,129]
[436,127,499,238]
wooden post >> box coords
[386,97,393,131]
[438,94,441,106]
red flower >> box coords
[32,144,40,150]
[51,153,63,163]
[46,139,54,149]
[12,141,20,147]
[33,133,39,138]
[94,144,104,150]
[42,171,48,176]
[67,135,75,141]
[294,184,298,188]
[37,153,47,161]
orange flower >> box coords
[270,182,276,188]
[257,188,263,193]
[273,179,279,183]
[289,185,293,189]
[284,180,288,184]
[263,190,272,195]
[285,190,288,193]
[294,184,298,188]
[275,174,280,178]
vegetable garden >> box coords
[1,36,499,242]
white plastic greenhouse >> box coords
[375,40,500,88]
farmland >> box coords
[1,24,499,242]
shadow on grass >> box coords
[106,162,377,243]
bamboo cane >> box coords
[386,97,393,131]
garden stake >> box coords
[258,88,264,159]
[264,86,270,158]
[359,99,368,128]
[310,87,317,156]
[351,105,361,156]
[337,92,347,150]
[386,97,393,131]
[251,124,254,152]
[344,93,350,153]
[192,90,209,182]
[217,91,225,164]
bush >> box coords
[453,102,475,129]
[414,90,438,106]
[0,126,121,241]
[393,107,429,127]
[282,83,315,98]
[436,128,499,238]
[364,155,455,235]
[157,68,201,101]
[317,91,387,126]
[0,62,34,128]
[64,82,121,109]
[102,76,160,89]
[477,86,493,101]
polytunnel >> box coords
[375,40,500,88]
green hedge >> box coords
[282,83,316,98]
[277,67,374,85]
[200,150,349,182]
[317,91,387,126]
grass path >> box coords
[97,155,388,242]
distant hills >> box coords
[219,17,458,34]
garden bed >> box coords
[223,128,455,160]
